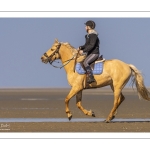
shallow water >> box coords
[0,118,150,123]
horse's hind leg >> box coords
[105,87,124,123]
[104,60,131,123]
[109,85,125,119]
[111,93,125,120]
[76,90,95,117]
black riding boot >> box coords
[85,66,96,84]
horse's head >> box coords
[41,39,61,64]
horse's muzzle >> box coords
[41,56,48,64]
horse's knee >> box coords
[65,98,69,104]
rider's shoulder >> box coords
[88,33,98,39]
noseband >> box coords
[44,43,76,69]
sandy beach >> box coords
[0,88,150,132]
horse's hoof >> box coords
[68,115,72,121]
[104,120,111,123]
[111,115,115,120]
[92,111,96,117]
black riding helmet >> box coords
[84,20,96,29]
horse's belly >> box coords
[89,73,112,88]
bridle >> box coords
[44,43,61,65]
[43,43,76,69]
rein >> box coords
[44,43,77,69]
[50,54,76,69]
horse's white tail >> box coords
[129,64,150,101]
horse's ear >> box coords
[55,38,59,43]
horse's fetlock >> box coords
[66,110,70,114]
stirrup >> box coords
[87,76,96,84]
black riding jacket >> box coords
[79,31,100,55]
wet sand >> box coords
[0,88,150,132]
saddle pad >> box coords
[75,62,103,75]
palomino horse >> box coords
[41,39,150,123]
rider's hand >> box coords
[79,50,83,55]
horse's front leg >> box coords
[65,86,82,120]
[76,90,95,117]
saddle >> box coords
[80,55,105,71]
[75,55,105,88]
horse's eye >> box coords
[51,49,55,51]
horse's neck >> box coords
[59,44,76,74]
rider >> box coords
[78,20,100,84]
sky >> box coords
[0,18,150,88]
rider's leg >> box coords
[83,54,99,84]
